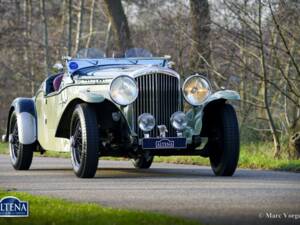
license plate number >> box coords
[142,137,187,149]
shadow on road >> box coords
[26,166,299,181]
[27,167,247,179]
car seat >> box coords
[53,74,63,91]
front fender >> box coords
[54,91,106,138]
[184,90,240,140]
[78,90,106,103]
[3,98,36,145]
[55,95,131,139]
[205,90,240,103]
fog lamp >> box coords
[170,111,188,131]
[138,113,155,132]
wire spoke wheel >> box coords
[8,111,34,170]
[71,116,83,168]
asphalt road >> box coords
[0,155,299,225]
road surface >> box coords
[0,155,299,225]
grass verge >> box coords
[1,142,299,172]
[156,142,300,172]
[0,190,201,225]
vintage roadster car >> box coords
[2,48,240,178]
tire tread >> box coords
[71,104,99,178]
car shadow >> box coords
[94,167,215,179]
[30,166,246,179]
[28,166,298,181]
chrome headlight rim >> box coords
[109,75,138,106]
[182,74,212,106]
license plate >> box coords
[142,137,187,149]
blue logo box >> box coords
[0,196,29,217]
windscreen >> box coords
[125,48,153,58]
[76,48,105,58]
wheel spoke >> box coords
[72,117,83,166]
[12,123,19,158]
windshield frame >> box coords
[67,57,168,77]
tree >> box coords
[103,0,132,54]
[85,0,96,49]
[189,0,211,74]
[24,0,35,95]
[258,0,280,157]
[40,0,49,75]
[74,0,85,55]
[68,0,73,56]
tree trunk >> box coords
[23,0,30,91]
[258,0,281,158]
[104,22,112,56]
[59,0,67,56]
[85,0,95,49]
[24,0,35,95]
[290,132,300,159]
[74,0,85,55]
[189,0,211,74]
[68,0,73,56]
[103,0,132,55]
[40,0,49,76]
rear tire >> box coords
[9,111,35,170]
[70,104,99,178]
[133,155,154,169]
[208,104,240,176]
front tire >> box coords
[208,104,240,176]
[9,111,35,170]
[70,104,99,178]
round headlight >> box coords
[170,111,188,131]
[182,75,211,106]
[138,113,155,132]
[110,75,138,106]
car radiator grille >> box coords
[133,73,180,138]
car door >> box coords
[35,81,50,149]
[35,76,62,150]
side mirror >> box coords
[52,62,64,73]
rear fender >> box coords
[3,98,36,145]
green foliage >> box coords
[238,142,300,172]
[0,191,201,225]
